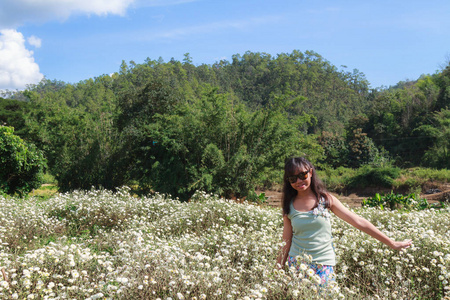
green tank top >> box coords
[288,198,336,266]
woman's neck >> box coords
[296,188,315,199]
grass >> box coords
[394,167,450,191]
[0,188,449,299]
[28,184,59,200]
[318,166,449,195]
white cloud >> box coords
[0,0,136,28]
[27,36,42,48]
[0,0,197,91]
[0,29,44,90]
[0,0,199,28]
[0,0,138,91]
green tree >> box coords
[419,109,450,168]
[347,128,379,167]
[318,131,349,168]
[0,126,46,195]
[126,86,322,200]
[364,74,442,166]
[23,76,119,191]
[0,97,29,136]
[436,62,450,110]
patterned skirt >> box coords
[287,256,335,285]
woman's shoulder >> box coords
[327,193,347,211]
[321,193,338,209]
[285,201,295,217]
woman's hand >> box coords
[389,239,412,251]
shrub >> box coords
[318,167,356,193]
[347,165,400,189]
[0,126,46,195]
[362,191,430,210]
[246,190,268,204]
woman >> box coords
[276,157,412,284]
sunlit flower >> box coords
[306,268,315,277]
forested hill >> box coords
[6,50,369,133]
[1,50,449,199]
[182,50,370,133]
[119,50,370,134]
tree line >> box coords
[1,50,449,199]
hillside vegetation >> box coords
[1,50,449,199]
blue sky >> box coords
[1,0,450,91]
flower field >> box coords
[0,188,449,299]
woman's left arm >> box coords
[329,195,412,251]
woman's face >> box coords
[287,166,312,193]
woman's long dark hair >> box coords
[281,157,330,215]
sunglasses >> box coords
[287,170,310,183]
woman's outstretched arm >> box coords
[329,195,412,250]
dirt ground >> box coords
[260,183,450,209]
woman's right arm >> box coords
[276,214,293,269]
[330,195,412,250]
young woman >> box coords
[276,157,412,284]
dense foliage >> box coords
[0,97,28,136]
[0,50,448,196]
[354,67,450,168]
[117,85,321,199]
[22,77,118,192]
[0,126,45,195]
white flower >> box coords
[91,293,104,299]
[71,270,80,278]
[313,274,322,284]
[23,269,31,278]
[116,277,129,284]
[23,279,31,287]
[302,278,312,286]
